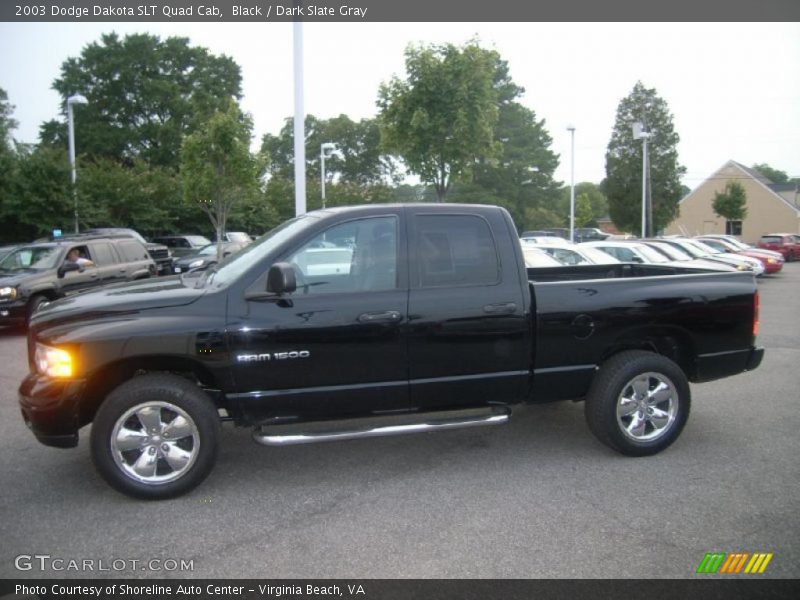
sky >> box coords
[1,21,799,190]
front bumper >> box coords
[0,300,28,326]
[18,373,87,448]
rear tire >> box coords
[90,373,220,500]
[585,350,690,456]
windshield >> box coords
[672,241,706,258]
[0,245,63,271]
[633,244,669,263]
[580,247,620,263]
[203,215,319,289]
[196,244,220,257]
[686,239,722,255]
[648,243,691,261]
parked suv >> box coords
[0,235,154,326]
[81,228,173,274]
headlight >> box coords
[767,258,777,264]
[34,343,74,378]
[188,259,204,268]
[0,286,17,300]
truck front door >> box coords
[229,213,410,422]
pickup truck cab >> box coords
[19,205,764,499]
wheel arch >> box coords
[600,326,696,380]
[79,355,224,428]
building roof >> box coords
[682,160,800,216]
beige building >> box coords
[665,160,800,244]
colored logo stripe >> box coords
[697,553,726,574]
[744,553,773,574]
[720,553,749,573]
[696,552,773,574]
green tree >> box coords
[751,163,797,184]
[712,181,748,225]
[603,81,685,235]
[261,114,397,216]
[77,157,187,236]
[41,32,242,170]
[3,145,71,241]
[377,41,502,201]
[558,182,608,226]
[0,87,19,238]
[575,193,594,227]
[181,100,258,258]
[263,114,397,186]
[469,100,562,231]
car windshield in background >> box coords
[226,232,252,243]
[0,246,62,271]
[688,240,723,255]
[649,243,692,261]
[634,244,669,263]
[196,244,221,256]
[580,247,620,263]
[186,236,212,246]
[204,215,318,289]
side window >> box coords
[117,240,148,262]
[286,216,398,294]
[67,245,93,263]
[615,248,635,262]
[416,215,499,287]
[91,242,118,266]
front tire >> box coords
[90,374,220,499]
[585,350,690,456]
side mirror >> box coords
[266,262,297,295]
[631,256,644,264]
[57,261,81,278]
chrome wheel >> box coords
[616,372,678,442]
[110,401,200,485]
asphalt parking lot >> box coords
[1,265,798,580]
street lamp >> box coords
[320,142,336,209]
[67,94,88,233]
[567,125,576,243]
[632,122,651,238]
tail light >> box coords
[753,290,760,338]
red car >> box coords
[758,234,799,261]
[697,237,784,274]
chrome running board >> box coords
[252,406,510,446]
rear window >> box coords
[416,215,500,287]
[760,236,784,244]
[116,240,149,262]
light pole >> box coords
[567,125,576,243]
[320,142,336,209]
[67,94,88,233]
[632,122,650,238]
[293,20,306,216]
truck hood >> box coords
[31,277,207,328]
[0,270,48,287]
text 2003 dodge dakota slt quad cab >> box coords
[19,204,764,499]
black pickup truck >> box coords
[19,204,764,499]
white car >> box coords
[520,236,573,247]
[526,243,619,266]
[521,247,564,268]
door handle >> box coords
[483,302,517,315]
[358,310,402,323]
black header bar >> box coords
[3,0,800,22]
